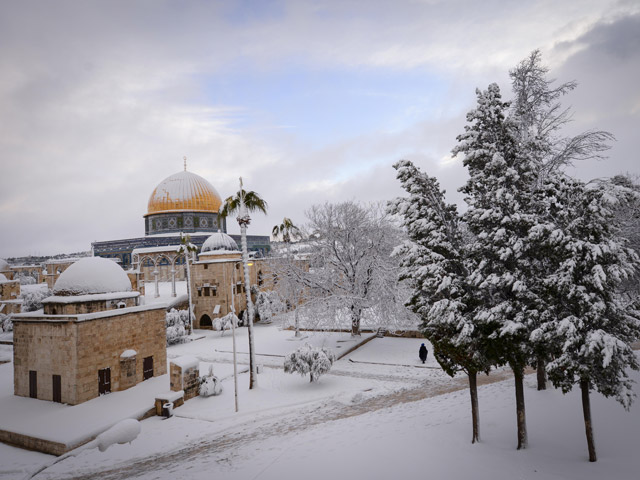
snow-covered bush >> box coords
[255,290,285,323]
[0,313,12,332]
[199,365,223,397]
[16,272,37,285]
[20,288,52,312]
[166,308,189,345]
[213,312,238,335]
[284,343,335,382]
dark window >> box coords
[204,264,208,270]
[212,287,217,297]
[204,287,210,297]
[98,368,111,395]
[258,270,264,286]
[143,356,154,380]
[52,375,61,403]
[29,370,37,398]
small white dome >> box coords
[0,258,9,272]
[53,257,132,295]
[201,232,239,253]
[0,273,7,283]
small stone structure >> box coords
[12,257,167,405]
[0,274,21,315]
[170,356,200,401]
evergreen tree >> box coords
[530,174,640,462]
[390,159,490,443]
[454,83,540,450]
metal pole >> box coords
[231,262,239,413]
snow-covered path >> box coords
[41,366,514,480]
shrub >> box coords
[284,343,335,382]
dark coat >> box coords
[419,345,428,362]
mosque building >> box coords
[92,163,270,270]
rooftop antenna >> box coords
[183,156,187,171]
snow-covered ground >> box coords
[7,357,639,480]
[1,282,638,480]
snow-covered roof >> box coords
[53,257,133,296]
[132,245,182,255]
[12,303,165,322]
[201,231,239,253]
[43,291,139,304]
[0,259,9,272]
[145,231,213,238]
[171,355,199,371]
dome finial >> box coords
[183,156,187,171]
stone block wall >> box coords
[0,280,20,301]
[74,308,167,404]
[43,296,138,315]
[119,355,137,390]
[13,319,78,404]
[170,361,200,401]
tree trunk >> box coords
[350,305,361,337]
[294,307,300,338]
[581,379,597,462]
[184,253,194,335]
[240,224,257,389]
[536,356,547,391]
[514,367,528,450]
[469,371,480,444]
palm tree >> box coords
[177,233,198,335]
[218,179,268,389]
[272,217,301,243]
[272,217,303,337]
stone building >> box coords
[0,273,21,315]
[92,164,270,269]
[191,231,269,329]
[12,257,166,405]
[42,258,83,289]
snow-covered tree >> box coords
[0,313,11,332]
[255,289,286,324]
[284,343,335,382]
[213,311,239,335]
[509,49,614,182]
[300,201,407,336]
[530,175,640,462]
[177,233,197,335]
[16,272,37,285]
[454,83,540,450]
[165,308,189,345]
[389,159,491,444]
[20,287,52,312]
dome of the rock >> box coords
[146,171,222,216]
[201,231,239,253]
[53,257,132,295]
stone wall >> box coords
[43,296,138,315]
[0,280,20,301]
[74,308,167,404]
[170,361,200,401]
[13,319,78,404]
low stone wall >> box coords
[170,358,200,401]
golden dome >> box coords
[145,171,222,216]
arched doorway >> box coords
[200,314,212,329]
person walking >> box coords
[419,343,428,364]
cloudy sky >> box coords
[1,0,639,258]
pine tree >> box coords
[390,159,491,443]
[454,83,540,450]
[531,174,640,462]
